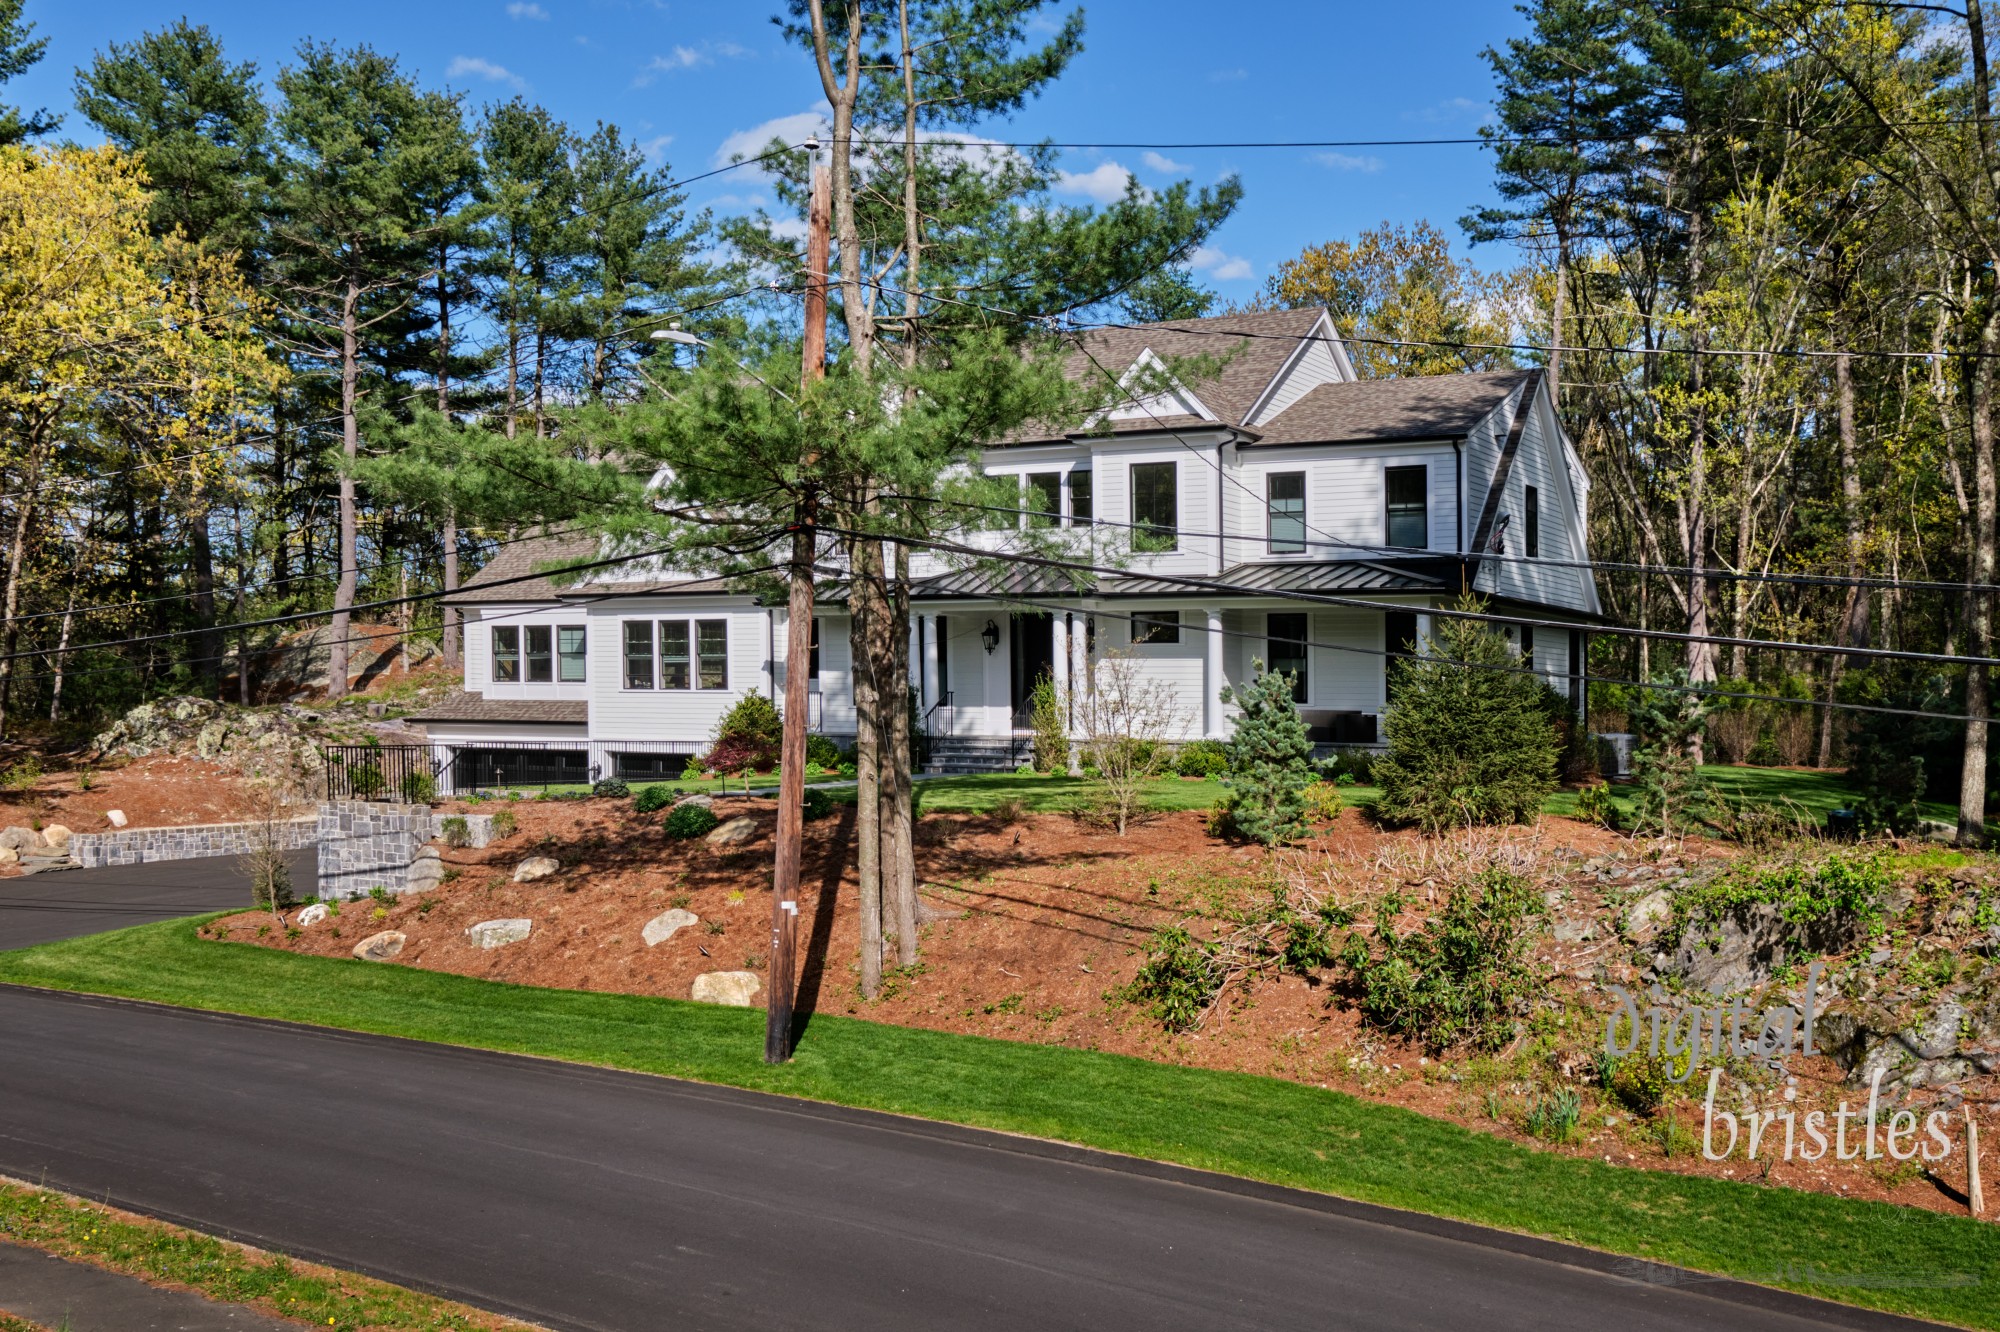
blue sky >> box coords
[16,1,1530,294]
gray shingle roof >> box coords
[450,533,736,605]
[406,692,588,725]
[1001,307,1329,445]
[1248,370,1531,446]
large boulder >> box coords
[104,809,128,829]
[691,971,760,1007]
[39,824,72,852]
[352,931,406,962]
[673,793,715,810]
[405,846,445,894]
[295,903,329,927]
[0,846,16,865]
[642,909,699,946]
[0,827,45,853]
[513,856,561,883]
[466,918,532,949]
[705,816,760,848]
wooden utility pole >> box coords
[767,160,832,1064]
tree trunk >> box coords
[1820,350,1866,767]
[0,436,44,739]
[436,254,462,671]
[191,496,220,695]
[851,526,884,996]
[1961,312,1998,843]
[327,280,361,701]
[47,592,73,724]
[881,541,917,966]
[234,502,251,706]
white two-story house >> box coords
[407,306,1599,784]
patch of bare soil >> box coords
[212,794,1997,1220]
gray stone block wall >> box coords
[71,817,318,869]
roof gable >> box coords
[1247,369,1533,447]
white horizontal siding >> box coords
[465,605,591,703]
[585,601,773,745]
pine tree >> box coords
[1218,660,1316,846]
[0,0,55,146]
[1373,601,1559,834]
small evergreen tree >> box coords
[1218,660,1316,846]
[1373,601,1558,833]
[1028,676,1069,773]
[1627,671,1712,838]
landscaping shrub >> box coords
[398,771,437,804]
[663,803,719,840]
[1627,671,1714,837]
[1339,867,1547,1052]
[1174,739,1229,778]
[1122,924,1225,1033]
[1302,779,1344,824]
[633,785,674,814]
[1843,663,1960,834]
[1028,677,1069,773]
[681,757,707,781]
[1216,661,1316,845]
[1317,748,1374,786]
[992,797,1027,826]
[1601,1052,1676,1117]
[705,693,784,772]
[592,777,631,799]
[805,733,842,770]
[1572,783,1615,827]
[802,787,834,821]
[1525,1088,1582,1143]
[0,754,42,791]
[439,816,471,849]
[488,809,517,838]
[1371,600,1559,833]
[1672,848,1893,942]
[345,761,386,799]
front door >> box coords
[1009,612,1054,729]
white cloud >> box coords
[634,41,751,85]
[1406,95,1482,125]
[713,109,831,169]
[1055,161,1135,204]
[1314,151,1382,173]
[1140,150,1190,174]
[505,2,549,18]
[1190,245,1252,282]
[446,56,527,91]
[1208,67,1248,83]
[638,134,674,162]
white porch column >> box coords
[921,614,940,707]
[1051,612,1070,711]
[1205,608,1226,738]
[1416,613,1433,654]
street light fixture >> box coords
[648,327,795,404]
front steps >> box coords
[923,736,1027,774]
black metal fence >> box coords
[323,742,592,800]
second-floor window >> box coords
[492,626,520,682]
[1268,612,1308,703]
[1524,484,1540,558]
[1024,473,1061,528]
[558,626,587,682]
[622,618,728,690]
[1268,472,1306,555]
[1132,461,1177,552]
[1067,469,1092,527]
[1385,466,1428,549]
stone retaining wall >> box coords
[71,817,318,869]
[69,804,496,902]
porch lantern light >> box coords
[981,619,1001,654]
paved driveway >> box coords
[0,850,316,951]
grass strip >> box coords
[2,919,1995,1328]
[0,1313,50,1332]
[0,1180,537,1331]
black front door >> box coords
[1009,612,1054,727]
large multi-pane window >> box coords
[524,626,553,682]
[1132,609,1180,644]
[1385,466,1428,549]
[1268,612,1308,702]
[623,622,654,689]
[658,621,691,689]
[1268,472,1306,555]
[1524,485,1540,558]
[557,626,587,682]
[623,618,729,689]
[1131,462,1177,552]
[696,620,728,690]
[1067,470,1092,527]
[1024,472,1061,528]
[492,626,521,682]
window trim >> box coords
[1023,472,1061,529]
[1267,470,1306,556]
[1067,468,1093,528]
[695,618,729,691]
[1131,609,1181,645]
[658,620,691,690]
[491,625,521,683]
[1267,611,1308,704]
[524,624,554,683]
[1384,465,1428,550]
[556,624,587,683]
[1131,461,1178,553]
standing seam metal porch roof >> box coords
[897,559,1451,601]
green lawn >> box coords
[1,920,1993,1327]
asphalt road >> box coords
[0,985,1943,1332]
[0,850,313,950]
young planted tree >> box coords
[1372,602,1560,834]
[1218,661,1316,846]
[1077,649,1186,836]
